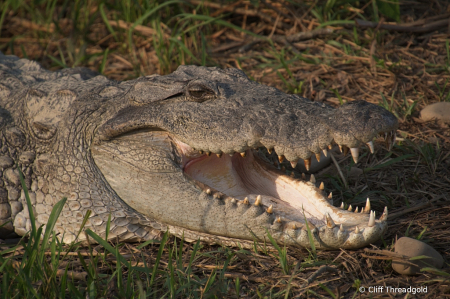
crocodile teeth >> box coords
[255,195,262,206]
[276,217,282,223]
[213,193,221,199]
[322,149,328,157]
[278,155,285,163]
[379,206,388,221]
[206,151,211,156]
[315,153,321,162]
[366,141,375,154]
[368,211,375,227]
[343,145,349,156]
[290,159,298,168]
[355,226,360,234]
[364,198,371,213]
[199,150,203,154]
[304,158,311,171]
[340,224,344,232]
[240,152,246,157]
[350,147,359,163]
[206,189,211,195]
[339,145,343,153]
[328,192,332,199]
[328,144,333,150]
[354,207,359,213]
[290,172,295,178]
[267,205,273,214]
[347,204,352,211]
[243,197,249,205]
[310,174,316,183]
[231,198,237,204]
[386,131,396,150]
[319,182,324,190]
[325,213,336,228]
[301,173,306,180]
[216,153,222,158]
[267,148,273,154]
[340,202,344,209]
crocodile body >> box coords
[0,53,397,249]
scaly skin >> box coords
[0,53,397,249]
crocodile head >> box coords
[91,66,398,249]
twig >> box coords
[329,152,348,189]
[356,18,450,33]
[300,265,338,288]
[388,195,444,220]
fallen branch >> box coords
[355,17,450,34]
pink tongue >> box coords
[185,153,251,197]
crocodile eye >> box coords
[187,84,215,102]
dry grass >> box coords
[1,0,450,297]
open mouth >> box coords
[92,129,389,249]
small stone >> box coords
[0,156,13,169]
[392,237,444,275]
[420,102,450,124]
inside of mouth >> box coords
[180,143,362,227]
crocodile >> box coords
[0,52,398,249]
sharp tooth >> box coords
[292,223,298,229]
[368,211,376,227]
[366,141,374,154]
[340,202,344,209]
[310,174,316,183]
[319,182,324,190]
[278,155,285,163]
[267,205,273,214]
[339,145,343,153]
[268,148,273,154]
[240,152,246,157]
[328,144,333,150]
[379,206,388,221]
[326,213,336,228]
[354,207,359,213]
[243,197,249,205]
[361,208,364,213]
[231,198,237,204]
[340,224,344,232]
[290,171,295,178]
[315,153,321,162]
[206,151,211,156]
[364,198,371,213]
[301,173,306,180]
[343,145,349,156]
[350,147,359,163]
[229,153,234,157]
[355,226,360,234]
[214,193,221,199]
[216,153,222,158]
[322,149,328,157]
[255,195,262,206]
[347,204,352,212]
[276,217,282,223]
[206,189,211,195]
[328,192,332,199]
[304,158,311,171]
[290,159,298,168]
[199,150,203,154]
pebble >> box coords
[420,102,450,124]
[392,237,444,275]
